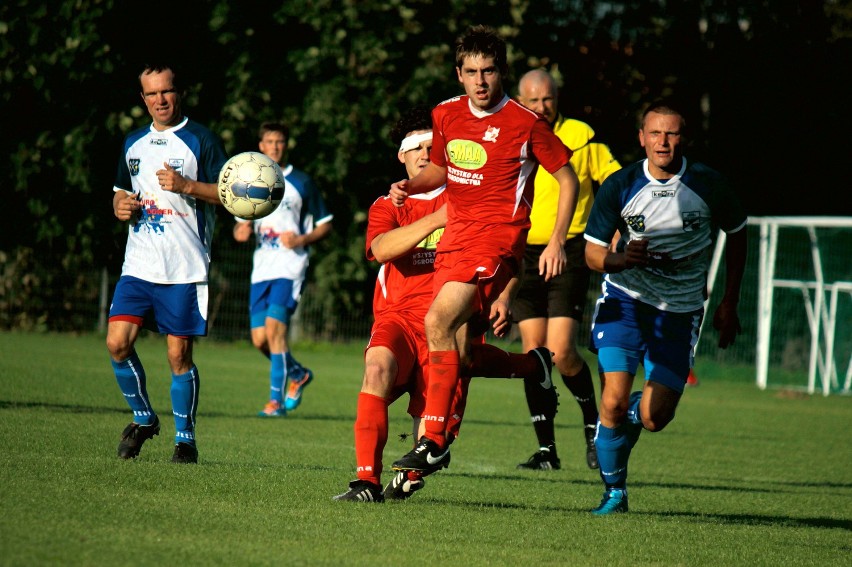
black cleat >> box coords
[517,445,561,470]
[584,425,599,469]
[117,416,161,459]
[527,347,554,390]
[383,471,425,500]
[171,442,198,464]
[333,480,384,502]
[391,436,451,474]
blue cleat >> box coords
[591,488,628,515]
[284,368,313,411]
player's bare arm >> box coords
[585,238,649,273]
[113,190,140,221]
[280,221,333,249]
[370,204,447,263]
[156,162,221,204]
[389,163,447,207]
[713,228,747,348]
[538,164,579,281]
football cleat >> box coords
[517,445,561,470]
[333,480,384,503]
[391,436,451,474]
[171,442,198,464]
[383,471,425,500]
[591,488,628,515]
[284,368,314,411]
[584,425,599,470]
[258,400,286,417]
[117,416,161,459]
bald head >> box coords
[518,69,559,124]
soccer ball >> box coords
[217,152,285,220]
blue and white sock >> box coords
[595,421,638,489]
[269,353,285,403]
[111,352,155,425]
[170,366,199,446]
[626,390,644,448]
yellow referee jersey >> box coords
[527,115,621,244]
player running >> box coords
[334,106,555,503]
[584,99,747,514]
[389,25,580,474]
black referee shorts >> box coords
[512,236,591,322]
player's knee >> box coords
[552,349,583,375]
[599,397,628,424]
[362,361,394,396]
[106,335,132,360]
[641,410,675,432]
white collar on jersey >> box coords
[408,184,447,201]
[643,156,688,183]
[148,116,188,134]
[279,164,293,177]
[467,94,510,118]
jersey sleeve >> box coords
[303,176,333,227]
[530,118,572,174]
[704,173,748,234]
[366,197,400,261]
[429,107,448,168]
[584,173,626,247]
[113,142,133,194]
[199,130,228,184]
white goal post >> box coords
[703,216,851,396]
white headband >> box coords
[398,132,432,154]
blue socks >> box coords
[596,391,644,489]
[269,353,285,403]
[171,366,199,446]
[111,352,155,425]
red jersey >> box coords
[366,187,448,322]
[430,95,572,260]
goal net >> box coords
[698,216,852,396]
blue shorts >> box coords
[250,278,302,328]
[109,276,208,336]
[589,282,702,393]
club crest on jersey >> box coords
[168,159,184,174]
[625,215,646,233]
[482,125,500,143]
[129,159,140,176]
[682,211,700,232]
[447,139,487,170]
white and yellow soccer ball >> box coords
[217,152,285,220]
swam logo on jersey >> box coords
[682,211,700,232]
[129,159,141,176]
[168,158,184,175]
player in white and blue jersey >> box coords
[234,123,333,417]
[583,99,748,514]
[108,63,228,464]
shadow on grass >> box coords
[427,495,852,531]
[0,399,127,415]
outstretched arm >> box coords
[157,162,221,204]
[389,163,447,206]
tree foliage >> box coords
[1,0,847,331]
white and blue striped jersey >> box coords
[246,164,333,284]
[113,117,227,284]
[584,158,747,312]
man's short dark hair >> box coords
[390,105,432,147]
[455,25,508,76]
[139,63,181,91]
[258,122,290,141]
[642,98,688,133]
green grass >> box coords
[0,331,849,566]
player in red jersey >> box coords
[390,26,580,473]
[334,107,555,503]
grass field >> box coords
[0,332,849,566]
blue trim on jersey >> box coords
[285,167,332,237]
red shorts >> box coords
[365,312,428,417]
[433,246,519,319]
